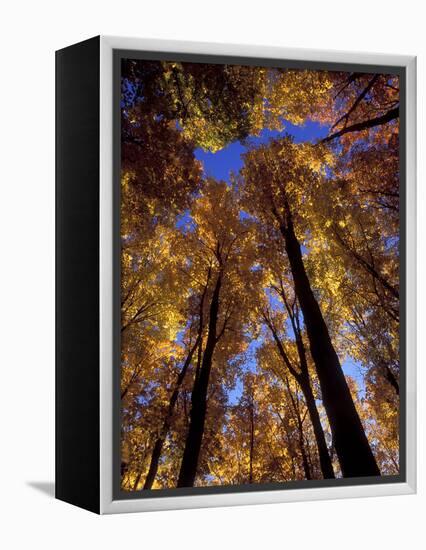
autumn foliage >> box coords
[120,59,400,490]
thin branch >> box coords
[330,74,380,131]
[322,107,399,143]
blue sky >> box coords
[191,118,365,405]
[195,120,329,183]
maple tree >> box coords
[119,59,400,490]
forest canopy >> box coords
[120,58,400,490]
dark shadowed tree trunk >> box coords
[264,312,335,479]
[288,387,312,480]
[287,302,336,479]
[142,335,200,490]
[277,401,311,480]
[290,313,335,479]
[383,363,399,395]
[143,274,211,490]
[177,271,222,487]
[299,375,334,478]
[274,200,380,477]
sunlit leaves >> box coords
[120,60,400,489]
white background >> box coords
[0,1,423,548]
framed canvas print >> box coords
[55,36,416,514]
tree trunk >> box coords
[265,314,335,479]
[133,469,143,491]
[142,335,200,490]
[277,403,311,480]
[279,204,380,477]
[381,362,399,395]
[143,276,211,490]
[299,375,335,479]
[294,410,312,480]
[177,272,222,487]
[292,324,335,479]
[286,378,312,480]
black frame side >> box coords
[55,36,100,514]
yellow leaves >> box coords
[261,270,277,289]
[266,69,334,128]
[121,171,132,191]
[121,250,133,271]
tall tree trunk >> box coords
[285,377,312,480]
[292,320,336,479]
[132,469,143,491]
[143,276,210,490]
[294,409,312,480]
[299,375,334,479]
[277,410,297,479]
[177,272,222,487]
[382,363,399,395]
[265,313,335,479]
[142,336,200,490]
[278,203,380,477]
[277,402,311,480]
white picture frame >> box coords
[97,36,416,514]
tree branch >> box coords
[322,107,399,143]
[330,74,380,131]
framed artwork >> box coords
[56,36,416,514]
